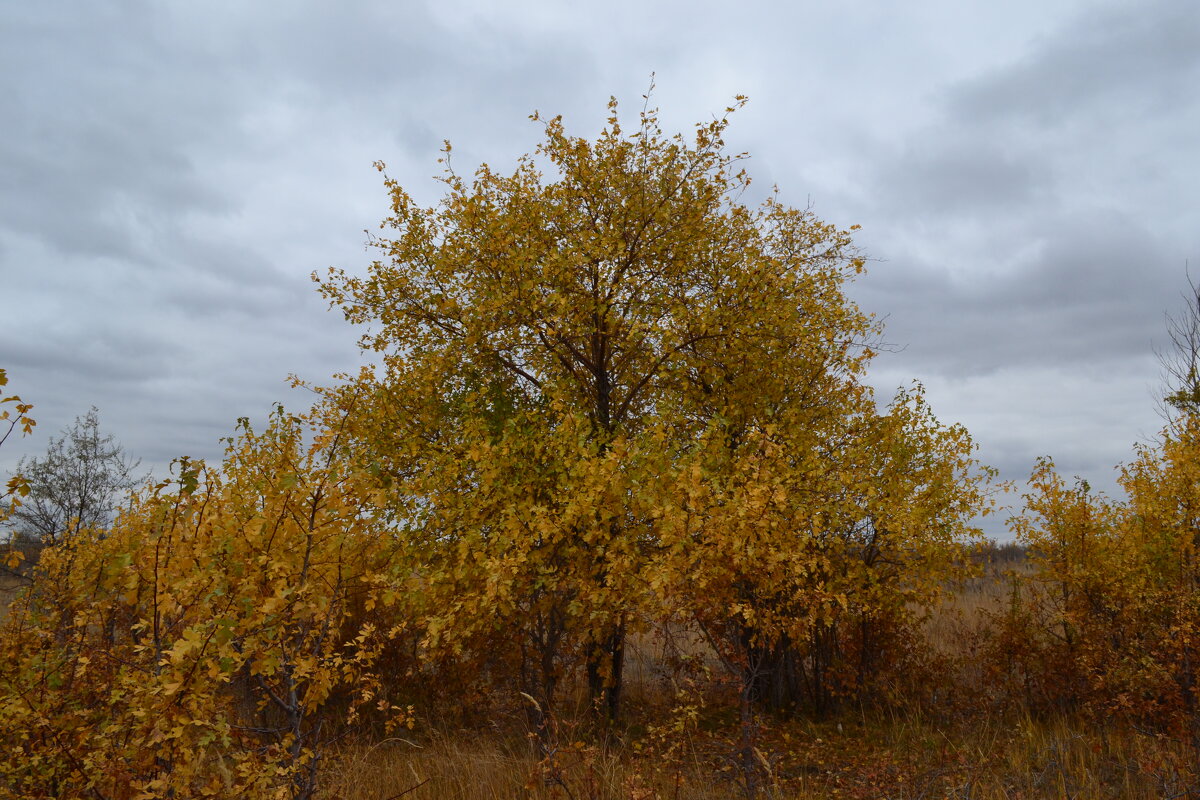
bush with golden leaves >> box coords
[998,417,1200,741]
[0,404,407,800]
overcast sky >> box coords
[3,1,1197,538]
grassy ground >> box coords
[320,713,1200,799]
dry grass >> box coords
[926,553,1035,645]
[317,711,1200,799]
[316,556,1200,799]
[321,733,717,800]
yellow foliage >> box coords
[314,96,994,724]
[1003,415,1200,736]
[0,367,35,525]
[0,404,405,799]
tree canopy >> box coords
[316,97,993,721]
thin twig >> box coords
[383,776,431,800]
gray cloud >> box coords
[860,209,1176,372]
[951,0,1200,127]
[881,139,1051,215]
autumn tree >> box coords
[1003,459,1126,711]
[316,95,992,728]
[1114,418,1200,741]
[1003,422,1200,740]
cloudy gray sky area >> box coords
[3,1,1197,537]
